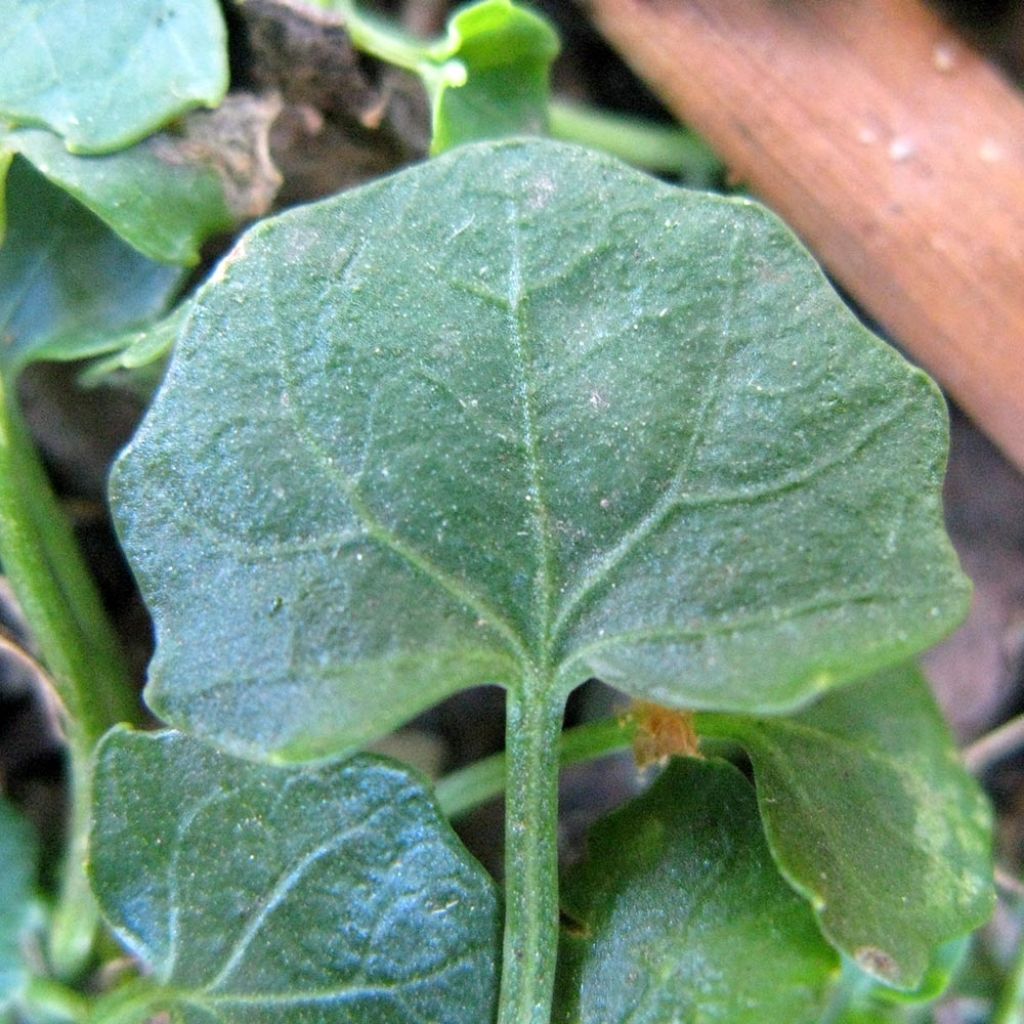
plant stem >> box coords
[0,374,137,976]
[497,681,565,1024]
[963,713,1024,773]
[993,920,1024,1024]
[548,100,723,184]
[437,715,632,819]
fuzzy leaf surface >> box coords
[700,666,994,989]
[90,728,500,1024]
[0,158,183,376]
[0,798,35,1011]
[555,758,838,1023]
[1,127,232,265]
[112,139,967,761]
[0,0,228,153]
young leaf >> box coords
[0,127,232,265]
[0,798,36,1012]
[0,0,228,154]
[0,158,183,377]
[89,728,500,1024]
[111,139,968,762]
[700,666,994,990]
[326,0,558,155]
[554,758,839,1023]
[423,0,560,154]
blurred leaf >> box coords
[1,126,232,265]
[0,158,183,376]
[423,0,559,154]
[0,0,228,153]
[0,799,36,1012]
[555,758,839,1023]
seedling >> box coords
[0,3,1001,1024]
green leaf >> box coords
[79,303,189,393]
[111,138,968,762]
[0,798,36,1011]
[424,0,560,154]
[0,157,183,376]
[1,127,232,265]
[89,728,500,1024]
[554,758,839,1023]
[0,0,228,154]
[700,666,994,990]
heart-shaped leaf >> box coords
[0,0,228,154]
[89,728,500,1024]
[0,798,36,1011]
[554,758,839,1023]
[111,139,968,762]
[1,126,232,265]
[0,158,183,376]
[699,666,994,989]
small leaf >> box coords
[0,0,228,154]
[1,126,233,265]
[0,798,36,1011]
[0,158,183,376]
[700,666,995,989]
[90,728,500,1024]
[554,758,839,1023]
[424,0,560,154]
[111,139,968,762]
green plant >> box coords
[0,2,1011,1024]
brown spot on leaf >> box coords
[627,701,701,770]
[854,945,899,982]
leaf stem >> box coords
[993,920,1024,1024]
[963,713,1024,774]
[497,681,565,1024]
[0,374,138,976]
[437,715,632,819]
[548,100,723,184]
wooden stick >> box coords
[586,0,1024,472]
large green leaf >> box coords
[0,798,36,1012]
[700,666,994,989]
[0,0,228,154]
[554,758,839,1023]
[89,728,500,1024]
[1,127,232,265]
[0,158,183,376]
[111,139,968,761]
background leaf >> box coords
[700,666,995,989]
[111,139,967,762]
[554,757,839,1023]
[0,0,228,154]
[1,126,232,265]
[425,0,560,154]
[0,158,183,376]
[90,728,500,1024]
[0,798,36,1012]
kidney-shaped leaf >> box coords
[0,158,183,376]
[90,728,500,1024]
[0,798,36,1012]
[699,665,994,990]
[111,139,968,761]
[555,758,838,1023]
[0,0,228,154]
